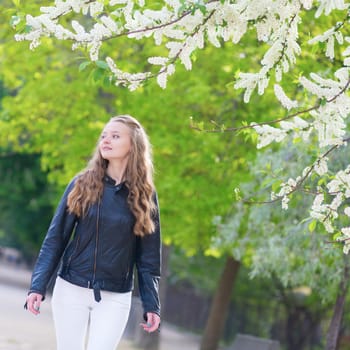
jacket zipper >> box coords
[93,200,100,283]
[92,200,102,301]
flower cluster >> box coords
[234,1,302,100]
[310,166,350,253]
[251,115,312,149]
[14,0,254,89]
[15,0,346,91]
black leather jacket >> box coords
[29,174,161,316]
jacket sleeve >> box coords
[28,178,77,298]
[135,192,162,318]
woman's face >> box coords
[99,121,132,162]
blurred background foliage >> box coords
[1,1,350,349]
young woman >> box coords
[25,115,161,350]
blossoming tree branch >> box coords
[13,0,350,252]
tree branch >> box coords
[190,76,350,134]
[241,136,350,206]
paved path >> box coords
[0,263,201,350]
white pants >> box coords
[51,277,131,350]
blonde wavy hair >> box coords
[67,115,156,236]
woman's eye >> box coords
[112,135,120,139]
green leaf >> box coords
[12,0,20,7]
[308,220,317,232]
[332,232,342,242]
[197,4,207,15]
[320,98,327,106]
[24,25,33,33]
[271,180,282,192]
[177,4,187,15]
[79,61,91,72]
[96,60,109,70]
[102,76,112,87]
[10,15,20,27]
[92,68,105,82]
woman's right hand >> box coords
[25,293,43,315]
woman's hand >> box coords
[25,293,43,315]
[140,312,160,333]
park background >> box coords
[1,1,350,349]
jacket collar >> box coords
[103,173,116,186]
[103,174,126,189]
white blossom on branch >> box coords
[12,0,350,254]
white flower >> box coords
[279,121,295,130]
[157,72,168,89]
[281,195,290,210]
[100,16,118,33]
[310,193,326,220]
[343,244,350,255]
[67,0,83,14]
[106,56,118,73]
[72,20,86,35]
[314,157,328,176]
[341,227,350,238]
[300,0,313,9]
[29,37,41,50]
[327,167,350,194]
[309,27,335,44]
[274,84,298,110]
[89,2,104,17]
[235,69,270,102]
[293,117,309,129]
[324,219,334,233]
[163,29,185,41]
[313,109,347,147]
[88,41,101,61]
[315,0,347,18]
[329,193,342,213]
[325,35,335,59]
[148,56,169,65]
[25,14,41,30]
[299,76,324,98]
[167,64,175,75]
[166,41,183,58]
[335,31,343,45]
[179,46,193,70]
[252,123,287,148]
[287,178,297,187]
[206,26,221,48]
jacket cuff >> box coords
[143,310,161,321]
[27,290,46,301]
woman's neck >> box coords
[106,161,127,184]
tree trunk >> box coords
[325,265,349,350]
[137,244,171,350]
[200,256,241,350]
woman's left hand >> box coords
[140,312,160,333]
